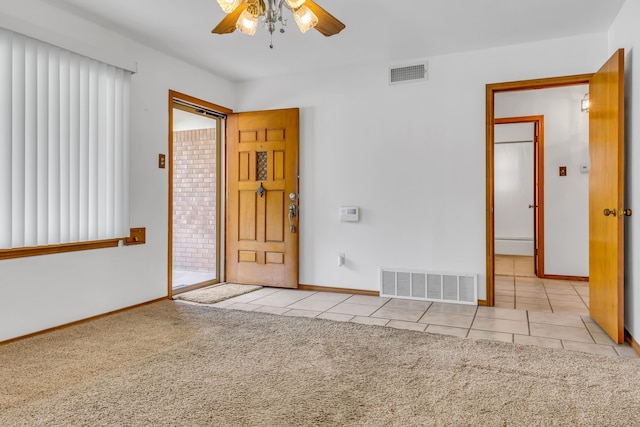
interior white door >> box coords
[494,123,535,256]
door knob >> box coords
[603,208,617,217]
[528,204,536,209]
[621,209,632,217]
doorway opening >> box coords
[168,91,232,297]
[494,116,544,279]
[485,74,592,307]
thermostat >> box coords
[339,206,359,222]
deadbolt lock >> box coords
[604,208,632,217]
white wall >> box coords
[495,85,590,277]
[236,33,609,299]
[609,0,640,338]
[0,0,237,341]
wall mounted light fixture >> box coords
[581,93,590,113]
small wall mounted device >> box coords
[339,206,359,222]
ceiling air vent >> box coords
[389,63,427,85]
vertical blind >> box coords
[0,28,131,249]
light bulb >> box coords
[285,0,306,8]
[293,5,318,33]
[236,10,258,35]
[217,0,241,13]
[581,93,590,113]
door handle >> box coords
[288,204,297,233]
[256,182,266,198]
[528,204,536,209]
[604,208,617,217]
[621,209,632,217]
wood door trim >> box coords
[169,90,233,115]
[494,115,545,278]
[167,90,232,299]
[486,74,593,306]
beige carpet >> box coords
[173,282,262,304]
[1,301,639,426]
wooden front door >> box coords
[589,49,626,343]
[226,108,299,288]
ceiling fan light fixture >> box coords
[285,0,306,9]
[236,10,259,35]
[211,0,345,44]
[217,0,241,13]
[293,5,318,33]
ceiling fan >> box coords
[212,0,345,48]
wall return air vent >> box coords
[380,268,477,305]
[389,63,428,85]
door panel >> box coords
[589,49,625,343]
[238,191,257,240]
[265,191,285,242]
[226,108,299,288]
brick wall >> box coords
[172,128,217,272]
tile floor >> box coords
[188,286,637,359]
[494,255,589,313]
[176,255,636,359]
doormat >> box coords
[174,283,262,304]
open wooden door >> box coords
[589,49,628,343]
[532,120,542,276]
[226,108,299,288]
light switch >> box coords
[159,154,166,169]
[559,166,567,176]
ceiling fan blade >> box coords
[305,0,345,37]
[211,2,249,34]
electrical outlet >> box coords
[159,154,166,169]
[559,166,567,176]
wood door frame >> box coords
[494,116,545,277]
[485,74,592,306]
[167,90,232,299]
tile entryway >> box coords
[179,286,637,359]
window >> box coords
[0,28,131,255]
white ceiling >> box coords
[46,0,625,82]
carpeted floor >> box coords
[1,300,639,426]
